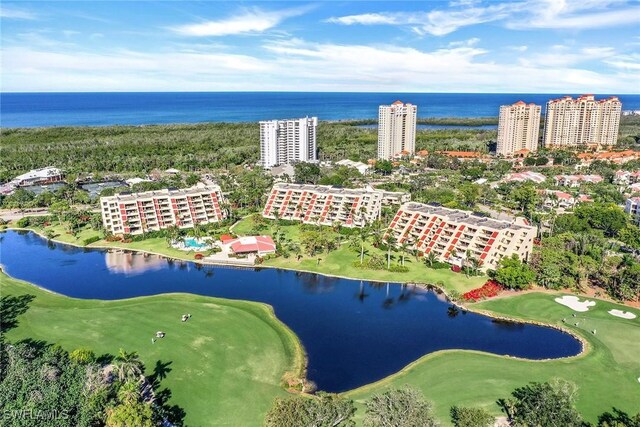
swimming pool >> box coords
[183,237,210,250]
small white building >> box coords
[625,197,640,225]
[335,159,371,175]
[614,170,640,186]
[13,167,64,186]
[554,174,603,188]
[503,171,547,184]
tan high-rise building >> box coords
[543,95,621,147]
[377,101,417,159]
[496,101,541,156]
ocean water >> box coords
[1,92,639,128]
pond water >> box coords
[0,230,581,392]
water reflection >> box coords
[0,230,583,392]
[105,251,166,276]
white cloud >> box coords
[325,13,403,26]
[326,0,640,36]
[604,53,640,71]
[509,45,529,52]
[448,38,481,48]
[508,1,640,29]
[2,38,637,93]
[0,5,37,20]
[170,6,310,37]
[518,45,617,67]
[326,5,511,36]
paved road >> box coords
[0,209,50,222]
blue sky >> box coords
[1,1,639,92]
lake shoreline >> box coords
[3,227,588,365]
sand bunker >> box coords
[608,309,637,320]
[554,295,596,312]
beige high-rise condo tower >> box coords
[543,95,621,148]
[377,101,417,159]
[496,101,541,156]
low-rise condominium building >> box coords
[577,150,640,166]
[497,101,541,156]
[100,185,226,235]
[543,95,621,147]
[386,202,536,272]
[614,170,640,186]
[554,174,603,187]
[259,116,318,168]
[262,183,403,227]
[503,171,547,184]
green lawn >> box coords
[232,216,486,294]
[264,244,485,294]
[346,292,640,426]
[28,223,102,245]
[0,274,304,427]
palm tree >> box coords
[399,240,411,266]
[165,225,180,246]
[357,226,370,265]
[425,251,437,268]
[384,234,396,270]
[370,220,384,248]
[114,348,143,383]
[192,222,204,240]
[116,379,140,404]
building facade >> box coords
[259,117,318,168]
[625,197,640,225]
[386,202,536,272]
[377,101,417,159]
[100,185,226,235]
[554,174,603,187]
[497,101,541,156]
[262,183,403,227]
[543,95,622,147]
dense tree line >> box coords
[0,122,498,180]
[263,379,640,426]
[0,295,183,427]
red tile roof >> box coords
[227,236,276,254]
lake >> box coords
[0,230,581,392]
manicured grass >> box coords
[346,292,640,426]
[0,273,304,427]
[233,216,486,294]
[29,223,102,245]
[19,223,199,261]
[231,214,314,243]
[91,237,196,260]
[265,244,485,294]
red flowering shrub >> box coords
[462,280,502,301]
[194,253,204,260]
